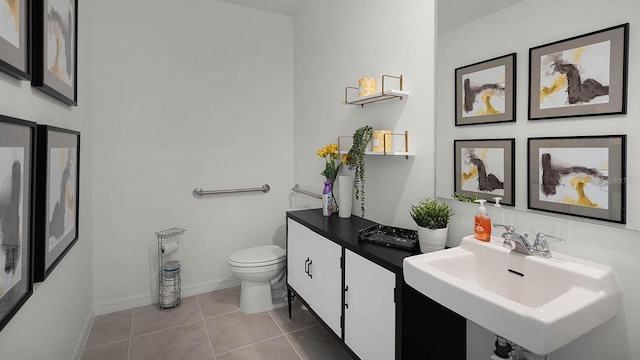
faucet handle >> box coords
[534,232,564,251]
[493,223,515,233]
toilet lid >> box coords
[229,245,286,266]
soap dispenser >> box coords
[474,199,491,242]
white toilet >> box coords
[228,245,287,314]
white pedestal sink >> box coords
[403,235,621,355]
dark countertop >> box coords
[286,209,419,275]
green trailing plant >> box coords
[346,125,373,217]
[452,192,478,203]
[410,197,453,230]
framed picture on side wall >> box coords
[528,135,626,224]
[0,114,36,332]
[0,0,30,80]
[455,53,516,126]
[529,23,629,120]
[34,125,80,282]
[31,0,78,106]
[454,138,515,206]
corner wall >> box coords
[436,0,640,358]
[0,2,94,359]
[293,0,436,228]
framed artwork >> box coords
[0,0,29,79]
[34,125,80,282]
[528,135,626,224]
[0,115,35,332]
[454,138,515,206]
[31,0,78,106]
[529,23,629,120]
[455,53,516,126]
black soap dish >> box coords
[358,225,419,252]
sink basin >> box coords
[403,235,620,354]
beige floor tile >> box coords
[269,300,319,333]
[81,339,129,360]
[131,296,202,336]
[205,311,282,355]
[129,321,212,360]
[287,325,353,360]
[197,286,241,318]
[217,335,300,360]
[85,309,133,349]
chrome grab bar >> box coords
[193,184,270,198]
[292,184,322,199]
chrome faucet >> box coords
[493,224,564,258]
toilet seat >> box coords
[229,245,286,268]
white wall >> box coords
[0,2,94,359]
[293,0,436,228]
[90,0,294,312]
[436,0,640,358]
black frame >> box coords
[0,0,30,80]
[455,53,516,126]
[31,0,78,106]
[34,125,80,282]
[454,138,515,206]
[528,135,626,224]
[0,114,36,332]
[529,23,629,120]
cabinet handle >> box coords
[304,257,309,275]
[345,285,349,309]
[308,259,313,278]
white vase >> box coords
[417,226,448,253]
[338,175,353,218]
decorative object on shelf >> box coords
[316,143,346,212]
[0,0,29,80]
[0,114,36,332]
[346,125,373,217]
[338,175,353,218]
[455,53,516,126]
[528,135,626,224]
[451,192,478,203]
[358,77,377,97]
[345,74,408,107]
[529,23,628,120]
[372,130,392,153]
[34,125,80,282]
[358,225,418,253]
[409,198,453,253]
[31,0,78,106]
[454,138,515,206]
[338,131,414,159]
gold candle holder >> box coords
[358,78,377,97]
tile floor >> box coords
[82,287,353,360]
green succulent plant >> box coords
[410,198,453,229]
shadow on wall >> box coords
[272,224,286,249]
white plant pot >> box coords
[417,226,448,253]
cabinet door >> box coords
[344,249,396,360]
[286,219,310,298]
[307,230,342,336]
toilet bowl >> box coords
[228,245,286,314]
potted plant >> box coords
[346,125,373,217]
[409,198,453,253]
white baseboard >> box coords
[72,306,95,360]
[94,277,241,316]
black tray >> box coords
[358,225,419,252]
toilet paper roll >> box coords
[161,239,179,254]
[338,175,353,218]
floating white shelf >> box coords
[339,150,415,157]
[345,75,408,107]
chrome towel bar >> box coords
[292,184,322,199]
[193,184,270,198]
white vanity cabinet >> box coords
[287,218,342,336]
[344,249,396,360]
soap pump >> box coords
[474,199,491,242]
